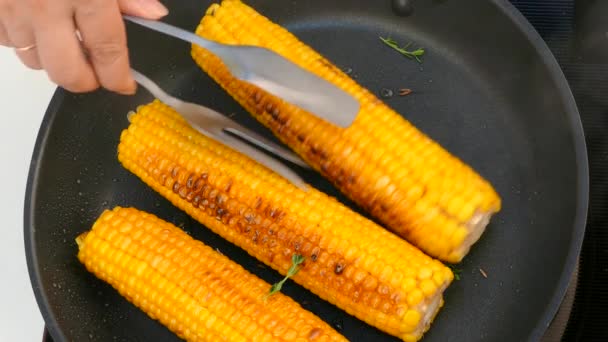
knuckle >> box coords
[88,41,126,66]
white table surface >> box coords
[0,49,55,342]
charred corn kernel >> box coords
[77,207,346,342]
[191,0,502,263]
[118,101,453,341]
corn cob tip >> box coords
[451,210,495,262]
[399,270,450,341]
[75,233,87,249]
[206,3,220,15]
[127,111,136,123]
[413,292,443,339]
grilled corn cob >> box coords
[190,0,502,263]
[77,206,346,342]
[118,100,454,341]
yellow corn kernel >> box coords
[420,279,438,297]
[406,289,424,307]
[403,310,422,327]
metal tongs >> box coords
[124,16,360,128]
[124,16,362,188]
[131,69,309,188]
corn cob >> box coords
[118,100,454,341]
[190,0,502,263]
[77,206,346,342]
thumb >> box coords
[118,0,169,19]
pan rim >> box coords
[488,1,589,340]
[23,1,589,341]
[24,88,69,342]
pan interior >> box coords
[26,1,586,341]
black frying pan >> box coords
[24,0,589,341]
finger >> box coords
[15,43,43,70]
[75,0,136,94]
[2,4,41,69]
[118,0,169,19]
[0,23,10,46]
[0,0,13,46]
[33,2,99,92]
[11,28,41,70]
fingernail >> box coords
[143,0,169,17]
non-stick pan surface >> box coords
[24,0,588,341]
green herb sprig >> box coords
[449,266,463,281]
[266,254,305,298]
[379,37,425,63]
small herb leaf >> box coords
[292,254,305,265]
[269,282,281,293]
[380,36,425,63]
[448,266,463,281]
[265,254,305,298]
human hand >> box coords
[0,0,168,94]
